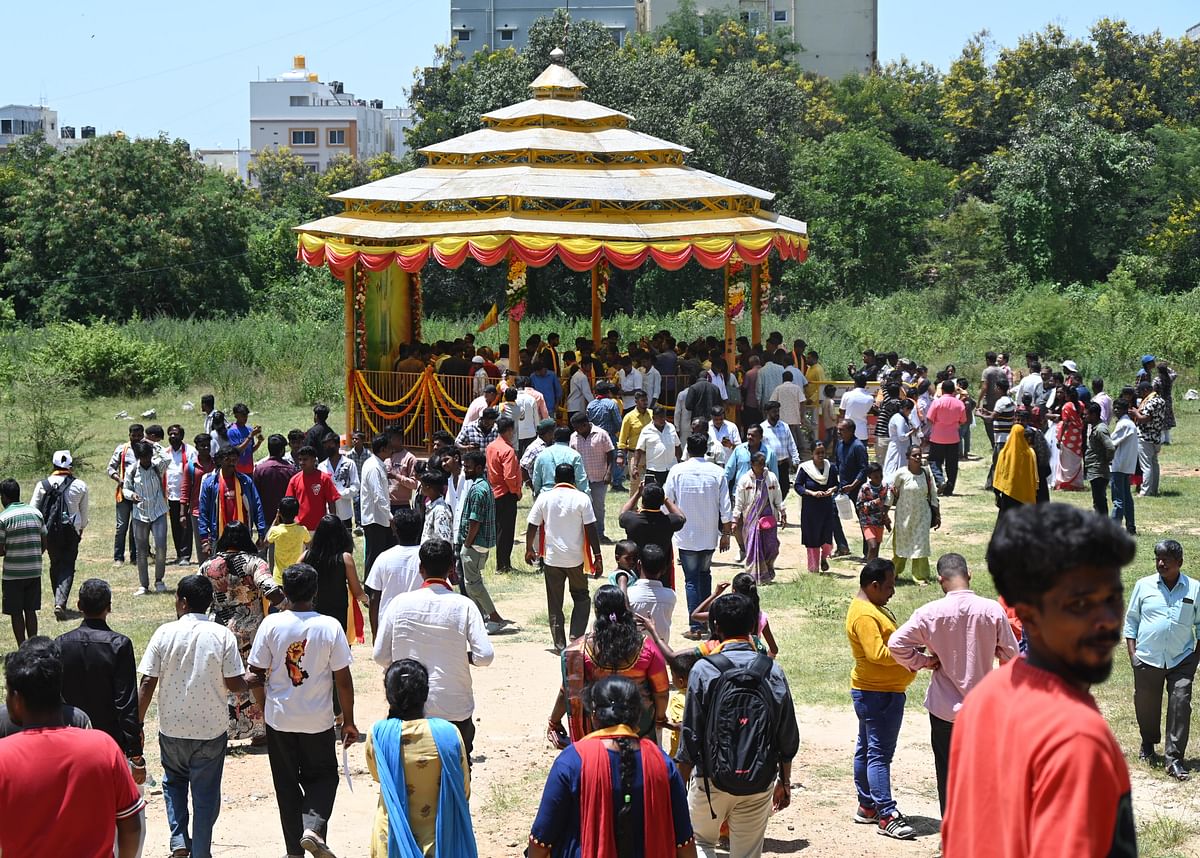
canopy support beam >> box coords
[724,262,735,378]
[751,264,761,348]
[509,316,520,384]
[343,267,355,442]
[591,267,602,348]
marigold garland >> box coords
[353,267,368,369]
[506,256,528,322]
[597,259,610,304]
[410,268,424,343]
[759,260,771,315]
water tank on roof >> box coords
[61,126,75,139]
[370,99,383,109]
[279,54,313,81]
[81,126,95,138]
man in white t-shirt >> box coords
[839,374,876,442]
[247,564,355,858]
[137,574,246,858]
[526,463,604,652]
[366,507,424,637]
[627,543,677,642]
[635,408,681,486]
[373,538,494,757]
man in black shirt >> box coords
[55,579,144,776]
[303,404,334,462]
[617,482,687,593]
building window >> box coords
[290,129,316,145]
[289,95,309,107]
[453,28,471,41]
[0,120,10,135]
[328,129,346,145]
[499,29,515,41]
[773,9,788,22]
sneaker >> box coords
[854,806,878,824]
[155,581,168,593]
[132,587,149,596]
[54,604,67,621]
[112,559,124,567]
[485,621,505,635]
[877,813,916,840]
[1139,744,1157,762]
[832,546,851,558]
[300,829,337,858]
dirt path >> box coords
[139,512,1200,857]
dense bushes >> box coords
[32,322,187,396]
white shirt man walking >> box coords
[360,433,396,579]
[664,434,732,640]
[374,538,494,759]
[137,575,247,858]
[525,462,604,652]
[887,553,1018,814]
[31,449,89,620]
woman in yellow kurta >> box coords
[366,659,475,858]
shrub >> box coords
[34,321,187,396]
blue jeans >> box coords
[589,481,608,541]
[160,732,227,858]
[679,548,714,633]
[851,689,906,818]
[1110,472,1135,532]
[611,442,626,488]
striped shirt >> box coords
[456,477,497,551]
[0,503,46,580]
[569,426,614,482]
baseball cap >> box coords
[471,356,484,364]
[53,450,73,469]
[1141,355,1156,365]
[536,418,557,433]
[1061,360,1078,373]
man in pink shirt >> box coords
[925,379,968,496]
[888,553,1019,814]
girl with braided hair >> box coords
[529,675,696,858]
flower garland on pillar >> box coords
[597,259,610,303]
[726,251,747,322]
[353,266,368,370]
[759,260,771,315]
[506,257,528,322]
[410,268,424,343]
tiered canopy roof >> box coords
[296,58,807,274]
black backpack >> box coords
[690,652,779,815]
[37,476,75,539]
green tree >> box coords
[831,61,950,162]
[783,129,952,300]
[249,147,320,215]
[1,134,253,322]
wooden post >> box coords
[343,267,355,441]
[509,316,520,378]
[591,266,602,349]
[423,366,434,452]
[395,269,413,344]
[723,263,735,374]
[751,264,762,348]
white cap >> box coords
[471,355,484,364]
[53,450,73,469]
[1061,360,1078,373]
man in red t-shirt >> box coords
[284,445,340,532]
[0,640,145,857]
[943,503,1137,858]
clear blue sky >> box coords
[1,1,1195,149]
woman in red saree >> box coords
[1054,386,1085,490]
[529,675,696,858]
[547,586,670,748]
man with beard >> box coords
[942,503,1136,858]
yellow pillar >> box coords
[394,269,413,344]
[751,264,762,348]
[509,316,520,376]
[724,263,735,373]
[343,267,355,441]
[591,267,602,349]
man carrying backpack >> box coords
[677,592,800,858]
[31,451,89,621]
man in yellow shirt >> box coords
[617,390,653,485]
[803,349,827,452]
[845,557,929,841]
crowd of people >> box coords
[0,329,1192,858]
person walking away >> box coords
[301,515,368,643]
[770,369,808,460]
[267,496,309,588]
[108,423,144,566]
[485,417,522,573]
[247,563,358,858]
[123,441,172,595]
[677,592,799,858]
[845,558,923,839]
[365,508,425,637]
[526,463,603,652]
[1110,399,1138,534]
[1084,402,1115,516]
[181,433,216,563]
[888,447,941,585]
[457,450,509,633]
[318,433,359,536]
[873,383,903,466]
[1155,363,1177,445]
[32,450,88,619]
[627,543,677,642]
[529,675,695,858]
[732,451,783,583]
[367,658,477,858]
[1092,377,1113,425]
[164,425,196,565]
[0,640,145,857]
[1124,539,1200,781]
[796,441,838,574]
[0,479,45,646]
[303,404,335,460]
[373,538,494,759]
[888,554,1018,814]
[979,352,1005,452]
[360,434,396,579]
[942,504,1137,858]
[992,425,1037,517]
[138,575,247,858]
[569,412,615,543]
[665,435,732,639]
[977,375,1015,491]
[618,482,687,589]
[926,380,967,496]
[1135,379,1165,497]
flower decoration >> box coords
[759,260,771,315]
[597,259,610,304]
[506,257,528,318]
[353,266,368,369]
[410,268,424,343]
[728,250,745,278]
[509,299,527,322]
[726,281,746,322]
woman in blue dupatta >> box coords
[366,659,477,858]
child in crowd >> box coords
[611,540,639,593]
[687,572,778,658]
[266,496,308,585]
[282,428,306,465]
[821,384,838,447]
[500,386,524,426]
[626,544,676,643]
[856,463,891,561]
